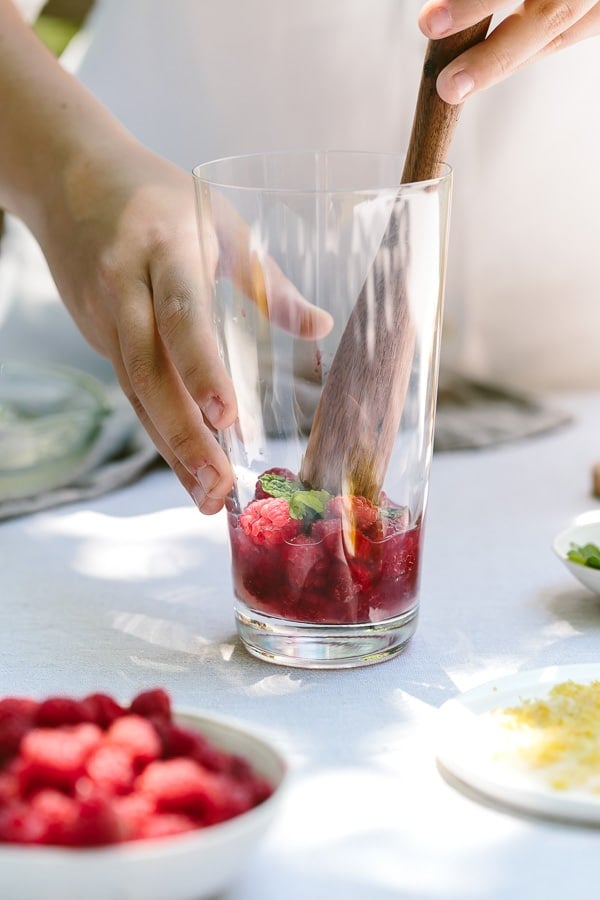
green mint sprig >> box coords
[259,473,331,521]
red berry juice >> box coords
[227,481,422,625]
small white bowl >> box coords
[0,709,287,900]
[553,513,600,595]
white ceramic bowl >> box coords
[553,513,600,595]
[0,709,287,900]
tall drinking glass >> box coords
[193,151,452,668]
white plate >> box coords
[0,709,287,900]
[437,664,600,825]
[553,513,600,595]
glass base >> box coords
[234,600,418,669]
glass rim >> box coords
[192,150,452,194]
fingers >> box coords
[115,279,234,515]
[149,235,238,432]
[211,194,334,340]
[418,0,600,103]
[252,254,335,340]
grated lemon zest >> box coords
[492,680,600,792]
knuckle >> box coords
[127,353,162,397]
[167,427,199,465]
[536,1,575,36]
[155,291,193,340]
[95,250,125,297]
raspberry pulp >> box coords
[229,471,422,625]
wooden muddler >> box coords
[300,18,492,501]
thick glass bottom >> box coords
[234,599,418,669]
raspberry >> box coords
[0,768,20,805]
[326,495,379,531]
[68,794,123,847]
[153,720,210,761]
[283,534,324,594]
[254,467,299,500]
[129,688,172,722]
[85,744,136,795]
[0,689,274,847]
[381,524,420,580]
[29,789,79,845]
[0,698,38,723]
[0,801,48,845]
[82,693,125,728]
[112,792,155,840]
[35,697,94,728]
[136,758,241,824]
[0,699,39,762]
[0,714,31,762]
[20,723,103,793]
[311,517,344,556]
[105,715,162,768]
[239,497,301,547]
[251,776,275,805]
[136,812,198,840]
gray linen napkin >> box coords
[0,365,157,520]
[434,372,572,452]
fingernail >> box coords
[190,485,223,514]
[451,70,475,101]
[195,462,219,497]
[426,6,452,37]
[202,396,225,427]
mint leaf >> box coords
[289,490,331,521]
[382,505,408,520]
[258,472,331,522]
[567,542,600,569]
[259,473,301,501]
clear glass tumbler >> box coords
[193,151,452,668]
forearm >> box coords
[0,0,133,234]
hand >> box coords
[35,140,331,514]
[418,0,600,103]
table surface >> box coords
[2,391,599,900]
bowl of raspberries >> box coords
[0,688,286,900]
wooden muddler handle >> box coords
[300,18,492,501]
[402,17,493,183]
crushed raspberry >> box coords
[239,497,301,546]
[0,689,274,848]
[230,468,422,625]
[326,494,379,531]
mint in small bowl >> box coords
[553,514,600,595]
